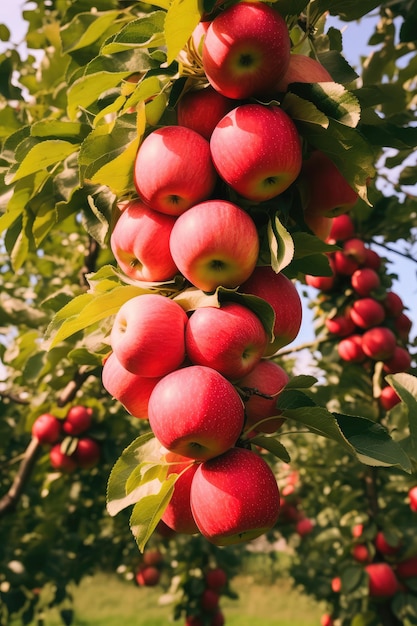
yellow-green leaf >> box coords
[90,134,140,194]
[164,0,202,65]
[130,476,178,552]
[46,285,152,349]
[8,140,78,183]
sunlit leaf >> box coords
[164,0,202,65]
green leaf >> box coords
[298,119,375,204]
[90,132,139,194]
[312,0,381,21]
[284,375,318,390]
[282,93,329,129]
[274,0,309,16]
[268,214,294,273]
[7,141,78,184]
[130,475,178,552]
[317,50,358,84]
[386,373,417,458]
[79,116,139,189]
[60,10,122,53]
[292,231,338,259]
[277,390,412,470]
[100,13,166,55]
[335,413,412,472]
[106,432,162,516]
[249,436,291,463]
[45,285,153,349]
[218,288,276,343]
[30,120,90,140]
[288,82,361,128]
[164,0,202,65]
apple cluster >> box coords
[135,549,164,587]
[182,567,228,626]
[306,213,413,410]
[31,405,100,473]
[275,465,315,538]
[103,1,364,548]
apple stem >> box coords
[237,386,275,402]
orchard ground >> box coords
[17,567,324,626]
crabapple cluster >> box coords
[306,214,413,410]
[103,2,360,548]
[31,406,100,472]
[181,567,228,626]
[135,549,165,587]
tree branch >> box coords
[0,438,42,517]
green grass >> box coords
[29,570,324,626]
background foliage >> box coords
[1,0,417,625]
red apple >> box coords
[325,313,356,337]
[337,335,366,363]
[101,352,163,419]
[363,248,382,270]
[305,273,336,291]
[161,454,199,534]
[409,486,417,512]
[352,543,371,564]
[185,302,268,381]
[134,125,217,216]
[74,438,100,469]
[343,238,368,265]
[279,498,300,523]
[200,589,219,613]
[143,550,164,567]
[304,210,334,240]
[301,150,358,217]
[331,577,342,593]
[209,612,224,626]
[190,446,280,545]
[379,385,401,411]
[169,199,259,293]
[351,268,381,296]
[383,346,412,374]
[352,523,364,538]
[135,565,160,587]
[110,294,188,377]
[63,405,93,435]
[177,86,235,140]
[210,103,302,202]
[361,327,397,361]
[332,251,360,276]
[320,614,334,626]
[110,199,178,282]
[375,531,401,556]
[394,312,413,342]
[49,444,77,473]
[237,359,288,433]
[202,2,290,99]
[365,562,400,598]
[296,518,314,537]
[205,568,227,591]
[276,53,333,91]
[349,298,386,329]
[240,266,302,354]
[32,413,62,445]
[327,213,355,243]
[383,291,404,317]
[396,556,417,578]
[148,365,244,461]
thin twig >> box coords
[0,438,42,517]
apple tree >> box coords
[0,0,417,624]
